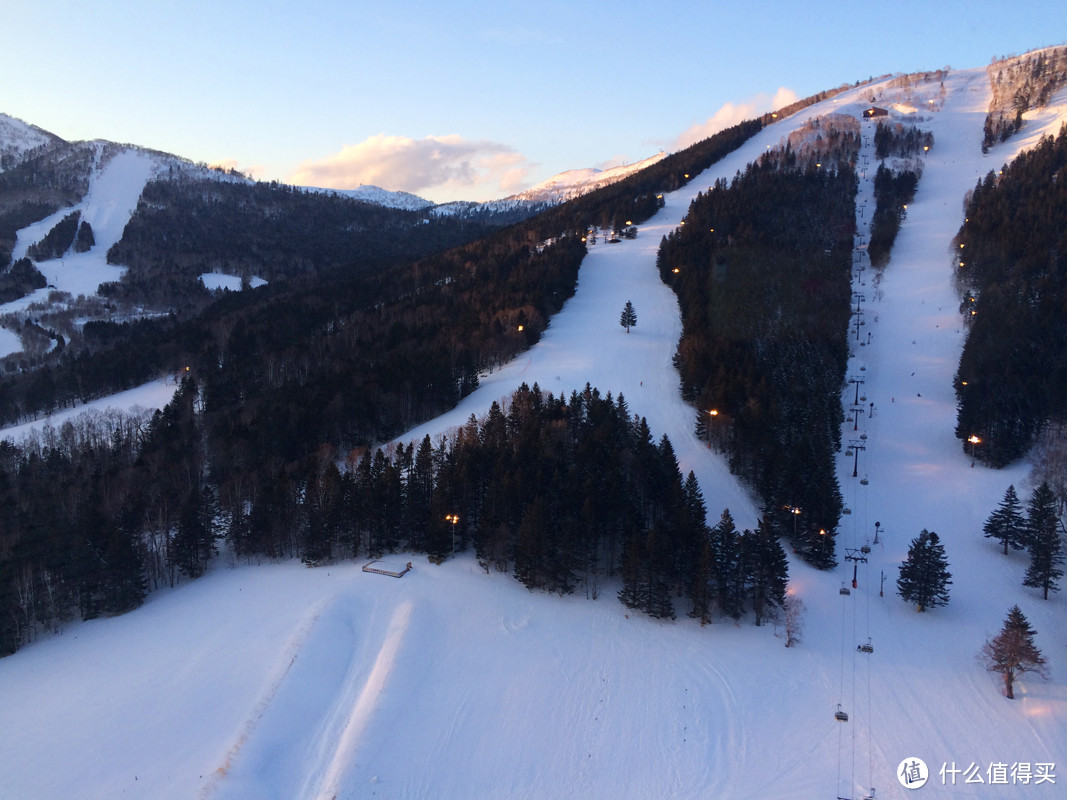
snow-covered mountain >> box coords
[433,151,669,216]
[512,151,669,204]
[2,54,1067,800]
[0,112,59,169]
[307,183,438,211]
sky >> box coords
[2,1,1064,203]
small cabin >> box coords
[863,106,889,119]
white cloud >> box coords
[674,87,799,150]
[286,134,533,202]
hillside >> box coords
[1,57,1066,800]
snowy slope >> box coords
[0,112,57,168]
[506,151,668,204]
[1,65,1067,800]
[3,144,161,311]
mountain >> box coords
[508,151,669,204]
[2,48,1067,800]
[309,183,437,211]
[432,152,669,217]
[0,112,61,168]
[302,153,670,216]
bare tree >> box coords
[783,594,806,648]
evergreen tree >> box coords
[618,531,650,612]
[172,486,215,578]
[619,300,637,333]
[710,509,744,619]
[746,518,789,626]
[897,529,952,612]
[982,605,1048,699]
[983,484,1026,554]
[1023,481,1063,599]
[645,521,677,620]
[687,534,715,625]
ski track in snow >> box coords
[3,65,1067,800]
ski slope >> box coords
[1,66,1066,800]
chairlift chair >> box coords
[835,704,849,722]
[858,639,874,654]
[839,583,851,596]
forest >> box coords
[0,379,790,655]
[867,121,930,268]
[953,124,1067,466]
[0,81,868,656]
[982,46,1067,151]
[0,117,782,655]
[658,128,859,567]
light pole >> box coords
[445,514,459,555]
[968,435,981,467]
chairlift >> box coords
[858,638,874,654]
[843,507,852,515]
[845,448,854,457]
[859,477,869,486]
[839,582,851,596]
[835,704,849,722]
[861,543,871,554]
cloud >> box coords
[674,87,799,150]
[286,134,533,202]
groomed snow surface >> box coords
[2,68,1066,799]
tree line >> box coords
[657,141,857,567]
[0,380,792,655]
[953,124,1067,466]
[983,46,1067,151]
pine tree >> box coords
[1023,481,1063,599]
[982,605,1048,699]
[746,518,789,626]
[172,487,215,578]
[688,535,715,625]
[619,300,637,333]
[897,529,952,612]
[710,509,744,619]
[983,484,1026,554]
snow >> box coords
[304,183,437,211]
[0,377,180,443]
[507,151,669,204]
[200,273,268,292]
[0,112,55,167]
[2,145,160,320]
[2,65,1067,800]
[0,324,20,358]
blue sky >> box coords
[3,1,1063,202]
